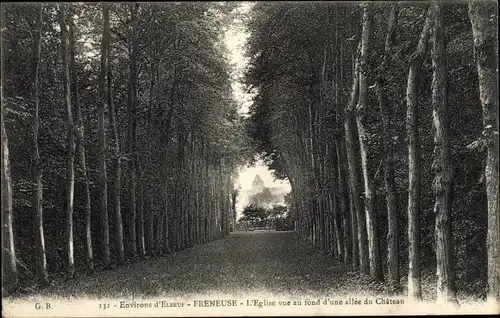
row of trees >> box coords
[245,1,498,303]
[2,2,248,293]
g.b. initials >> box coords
[34,303,52,310]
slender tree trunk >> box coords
[127,3,139,260]
[69,21,94,274]
[468,0,500,304]
[349,192,359,269]
[377,3,400,291]
[155,212,163,256]
[2,96,18,292]
[59,4,76,279]
[333,6,351,265]
[328,141,343,259]
[210,163,215,241]
[337,141,352,265]
[332,11,358,267]
[333,195,343,260]
[174,127,185,251]
[194,142,200,242]
[201,144,207,243]
[231,188,237,232]
[30,4,49,286]
[306,79,319,248]
[137,175,145,259]
[430,2,457,304]
[406,6,432,300]
[162,181,171,254]
[159,103,175,256]
[226,173,232,236]
[217,161,223,239]
[355,4,383,282]
[136,68,147,259]
[107,29,125,266]
[328,195,337,258]
[146,190,154,256]
[187,146,193,246]
[98,2,111,269]
[145,66,156,257]
[190,135,197,245]
[345,46,369,275]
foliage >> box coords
[1,2,249,290]
[238,204,292,231]
[244,1,490,298]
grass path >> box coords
[10,231,387,300]
[6,231,485,305]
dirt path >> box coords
[17,231,384,299]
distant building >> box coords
[247,174,289,208]
[251,175,265,194]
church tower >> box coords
[251,174,265,194]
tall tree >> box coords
[345,44,369,275]
[231,186,239,231]
[106,4,125,266]
[145,63,156,257]
[332,3,352,266]
[430,1,456,304]
[137,175,145,258]
[69,19,94,274]
[30,4,49,286]
[126,2,139,260]
[377,3,400,291]
[468,0,499,304]
[406,5,433,300]
[1,96,18,292]
[98,2,111,268]
[59,3,76,279]
[355,3,384,282]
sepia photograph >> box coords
[1,1,499,316]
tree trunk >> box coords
[107,26,125,266]
[98,2,111,269]
[189,135,197,245]
[30,4,49,286]
[306,74,319,248]
[406,6,432,300]
[159,100,175,256]
[349,192,359,269]
[146,190,154,256]
[2,96,18,292]
[355,3,384,282]
[328,141,343,259]
[469,0,500,304]
[201,144,208,243]
[137,175,145,259]
[59,4,76,279]
[195,142,201,241]
[231,187,237,232]
[337,141,352,265]
[145,66,156,257]
[163,180,171,255]
[155,211,163,256]
[69,20,94,274]
[174,127,186,251]
[430,2,457,304]
[127,3,139,260]
[345,46,369,275]
[333,195,343,260]
[333,6,351,265]
[377,3,399,291]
